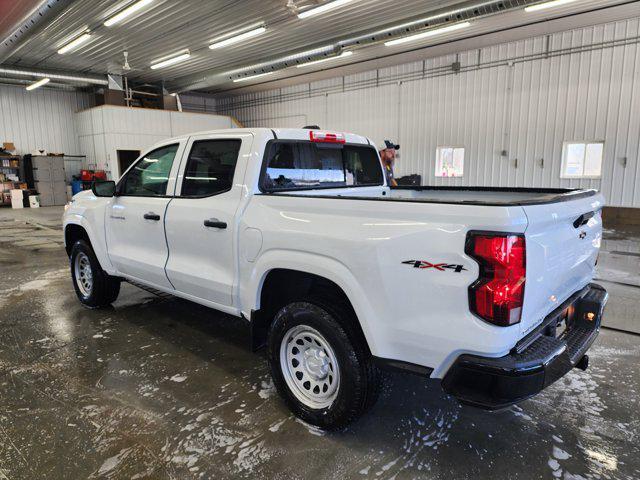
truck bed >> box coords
[388,187,597,206]
[272,186,597,207]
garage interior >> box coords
[1,0,640,478]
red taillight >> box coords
[466,233,526,326]
[309,130,346,143]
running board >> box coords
[125,279,174,299]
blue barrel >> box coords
[71,179,83,195]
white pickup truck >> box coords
[63,128,608,429]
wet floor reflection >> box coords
[0,222,639,479]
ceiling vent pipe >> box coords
[0,65,108,85]
[0,0,75,64]
[337,0,533,49]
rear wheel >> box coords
[70,240,120,308]
[267,296,380,430]
[280,324,341,409]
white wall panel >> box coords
[0,84,90,156]
[240,95,326,129]
[76,105,235,179]
[220,17,640,208]
[169,110,233,136]
[327,83,400,147]
[180,93,217,114]
[0,86,234,180]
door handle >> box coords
[204,218,227,229]
[573,211,595,229]
[143,212,161,221]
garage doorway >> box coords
[117,149,141,177]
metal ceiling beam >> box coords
[336,0,530,48]
[168,0,537,92]
[215,0,639,96]
[0,0,76,64]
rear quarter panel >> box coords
[241,194,530,377]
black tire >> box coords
[70,239,120,309]
[267,295,381,430]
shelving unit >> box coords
[0,155,20,175]
[0,155,22,206]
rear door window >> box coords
[261,141,383,191]
[181,139,241,197]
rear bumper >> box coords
[441,283,608,410]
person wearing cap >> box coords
[379,140,400,187]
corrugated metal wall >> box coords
[0,83,91,156]
[180,93,218,114]
[76,105,235,179]
[218,17,640,208]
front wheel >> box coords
[267,297,380,430]
[70,240,120,308]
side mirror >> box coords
[92,180,116,197]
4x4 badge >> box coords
[402,260,467,273]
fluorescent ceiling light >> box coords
[26,78,50,91]
[224,44,333,75]
[150,51,191,69]
[233,72,274,83]
[298,0,353,19]
[337,1,492,44]
[524,0,577,12]
[57,33,91,54]
[297,50,353,68]
[384,22,471,47]
[209,26,266,49]
[104,0,154,27]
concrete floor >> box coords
[1,207,639,479]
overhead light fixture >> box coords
[333,2,494,48]
[297,50,353,68]
[233,72,274,83]
[57,32,91,54]
[26,78,50,91]
[384,22,471,47]
[104,0,154,27]
[150,50,191,69]
[223,44,334,76]
[209,26,267,49]
[524,0,577,12]
[298,0,353,19]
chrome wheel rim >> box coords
[74,252,93,297]
[280,324,340,409]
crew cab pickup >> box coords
[63,128,608,429]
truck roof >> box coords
[181,127,373,147]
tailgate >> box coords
[519,192,604,336]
